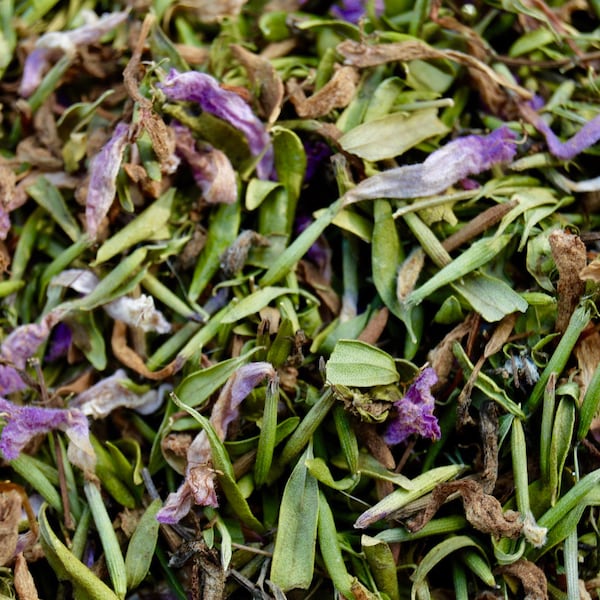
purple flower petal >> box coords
[159,69,273,179]
[0,398,95,472]
[384,367,440,445]
[19,11,129,98]
[85,122,129,240]
[0,366,26,395]
[521,103,600,161]
[1,309,64,370]
[172,123,237,204]
[331,0,384,23]
[343,126,517,204]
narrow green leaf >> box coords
[326,339,399,387]
[95,189,175,264]
[362,535,401,600]
[221,286,317,324]
[305,457,359,490]
[26,177,81,242]
[170,393,264,531]
[85,481,127,599]
[10,454,62,512]
[407,234,514,307]
[254,376,280,486]
[355,465,465,529]
[270,447,319,591]
[125,499,162,590]
[188,201,241,301]
[317,490,356,599]
[577,359,600,441]
[39,505,120,600]
[549,397,575,504]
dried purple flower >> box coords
[521,103,600,161]
[331,0,384,23]
[159,69,273,179]
[85,122,129,240]
[0,398,95,472]
[383,367,440,445]
[343,126,517,204]
[157,362,277,524]
[19,11,129,97]
[0,309,66,394]
[172,123,237,204]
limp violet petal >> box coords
[343,126,517,204]
[0,398,95,472]
[85,122,129,240]
[160,69,273,179]
[384,367,440,445]
[522,104,600,161]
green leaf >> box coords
[305,457,359,490]
[95,189,175,264]
[221,286,317,324]
[39,505,121,600]
[85,481,127,599]
[270,447,319,591]
[26,176,82,242]
[326,340,399,387]
[125,499,162,590]
[339,108,449,161]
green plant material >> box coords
[326,339,399,387]
[26,177,82,242]
[84,480,127,599]
[10,454,62,512]
[577,359,600,441]
[254,375,279,486]
[305,457,359,490]
[376,516,469,543]
[221,286,317,324]
[39,504,121,600]
[277,388,336,468]
[125,499,162,590]
[511,417,530,515]
[170,393,264,532]
[563,528,580,600]
[317,490,357,599]
[355,464,465,528]
[95,189,174,264]
[270,447,319,591]
[339,108,449,160]
[410,536,481,600]
[540,374,557,484]
[549,397,575,504]
[361,535,400,600]
[189,200,242,300]
[453,343,526,418]
[461,550,496,587]
[332,404,359,475]
[525,303,592,414]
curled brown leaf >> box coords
[497,559,548,600]
[408,479,522,539]
[287,66,359,118]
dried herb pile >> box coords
[1,0,600,598]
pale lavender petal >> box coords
[19,11,128,98]
[172,123,237,204]
[1,309,63,369]
[156,484,195,524]
[331,0,384,22]
[522,103,600,161]
[70,369,163,419]
[0,366,26,395]
[105,295,171,334]
[160,70,273,179]
[343,126,517,204]
[384,367,440,445]
[0,398,95,472]
[18,48,53,98]
[0,206,11,240]
[85,122,129,240]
